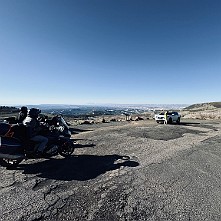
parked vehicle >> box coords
[154,111,181,124]
[0,115,74,169]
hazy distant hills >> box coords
[1,102,221,120]
[23,104,188,117]
[26,103,188,110]
[1,102,221,113]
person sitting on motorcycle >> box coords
[17,106,28,123]
[23,108,48,156]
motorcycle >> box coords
[0,115,74,169]
[39,114,72,138]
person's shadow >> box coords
[21,154,139,181]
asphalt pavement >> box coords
[1,119,221,221]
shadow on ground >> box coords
[69,127,93,134]
[21,154,139,181]
[179,122,200,126]
[155,121,201,126]
[69,139,96,148]
[74,143,96,148]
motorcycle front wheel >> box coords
[58,142,74,157]
[0,158,23,169]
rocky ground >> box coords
[1,118,221,220]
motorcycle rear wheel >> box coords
[58,142,74,157]
[0,158,23,169]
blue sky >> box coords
[0,0,221,105]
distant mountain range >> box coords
[18,104,189,117]
[22,103,189,111]
[0,103,188,118]
[1,103,220,118]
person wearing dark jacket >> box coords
[17,106,28,123]
[23,108,48,155]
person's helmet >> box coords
[28,108,41,118]
[20,106,28,113]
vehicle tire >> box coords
[0,158,23,169]
[176,117,180,124]
[168,118,172,124]
[58,142,74,157]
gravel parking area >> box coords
[1,119,221,220]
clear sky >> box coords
[0,0,221,105]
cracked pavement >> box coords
[1,119,221,220]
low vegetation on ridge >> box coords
[184,102,221,110]
[181,102,221,120]
[0,106,19,113]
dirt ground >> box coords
[1,118,221,220]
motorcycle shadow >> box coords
[21,154,139,181]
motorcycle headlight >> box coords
[59,126,64,132]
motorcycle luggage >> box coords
[0,123,10,136]
[0,136,24,159]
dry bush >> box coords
[182,110,221,120]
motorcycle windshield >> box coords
[60,116,69,129]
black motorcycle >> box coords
[0,115,74,168]
[40,114,72,138]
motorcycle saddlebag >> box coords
[0,136,24,159]
[0,123,11,136]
